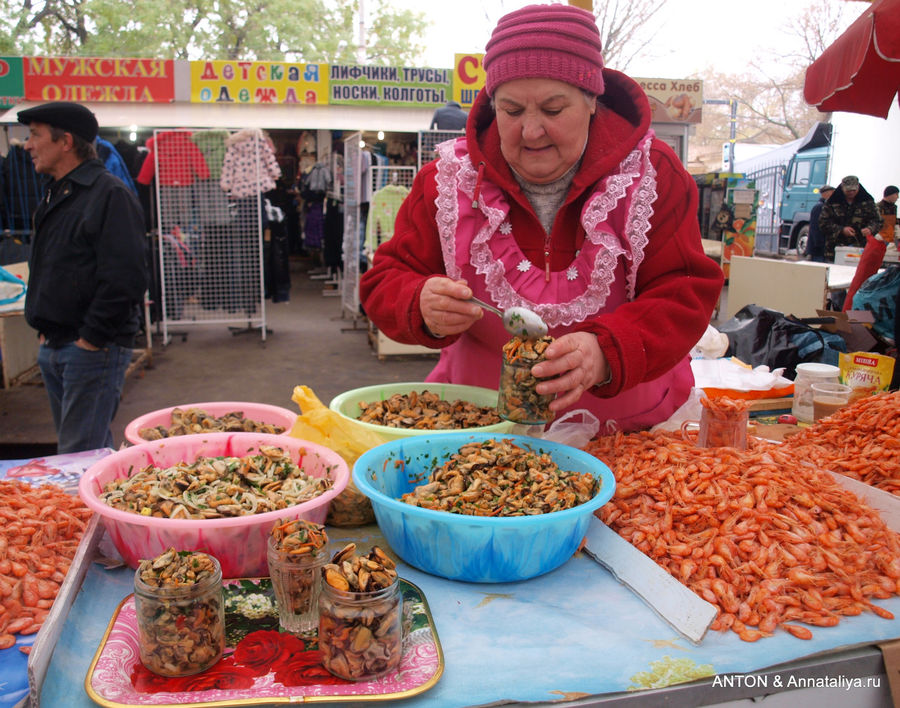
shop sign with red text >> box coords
[453,54,485,109]
[24,57,174,102]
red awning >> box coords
[804,0,900,118]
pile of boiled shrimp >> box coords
[585,391,900,642]
[0,479,91,652]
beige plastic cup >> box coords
[811,382,852,422]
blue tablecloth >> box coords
[33,524,900,707]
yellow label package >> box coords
[839,352,896,401]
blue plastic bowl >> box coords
[352,432,615,583]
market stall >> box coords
[2,383,900,708]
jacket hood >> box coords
[226,128,267,146]
[465,68,652,193]
[828,183,876,205]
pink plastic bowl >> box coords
[123,401,297,446]
[78,432,349,578]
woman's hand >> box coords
[419,277,483,337]
[531,332,609,411]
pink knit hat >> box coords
[483,4,605,97]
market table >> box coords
[28,519,900,708]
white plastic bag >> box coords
[690,324,729,359]
[652,387,707,433]
[532,409,601,448]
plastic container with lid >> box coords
[791,363,840,423]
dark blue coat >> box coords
[806,197,826,260]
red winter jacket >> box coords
[137,130,210,187]
[360,70,723,400]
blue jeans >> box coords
[38,342,131,453]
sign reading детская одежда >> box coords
[189,61,450,107]
[23,56,175,102]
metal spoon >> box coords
[469,296,549,338]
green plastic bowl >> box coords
[328,382,517,442]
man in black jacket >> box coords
[804,184,834,262]
[18,101,147,453]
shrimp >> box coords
[783,392,900,495]
[0,480,91,642]
[586,423,900,642]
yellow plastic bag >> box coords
[289,385,385,526]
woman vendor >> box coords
[359,4,724,432]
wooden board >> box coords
[727,256,829,319]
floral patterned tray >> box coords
[85,577,443,706]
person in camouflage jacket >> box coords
[819,175,883,262]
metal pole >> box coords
[729,99,737,174]
[703,98,738,173]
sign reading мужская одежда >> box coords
[20,56,175,102]
[190,60,452,108]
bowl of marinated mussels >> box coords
[78,432,349,578]
[352,432,615,583]
[124,401,297,445]
[329,382,517,443]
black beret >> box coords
[17,101,98,143]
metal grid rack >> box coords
[152,128,268,343]
[418,129,464,170]
[365,165,415,254]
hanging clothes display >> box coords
[304,200,325,250]
[191,130,229,181]
[144,128,267,342]
[263,195,291,303]
[220,128,281,198]
[1,143,44,234]
[220,129,281,317]
[189,134,233,312]
[137,130,210,231]
[323,198,344,270]
[299,161,331,252]
[115,140,152,230]
[364,183,410,255]
[96,137,138,197]
[0,143,44,264]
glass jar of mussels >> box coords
[317,543,402,681]
[134,549,225,677]
[267,530,328,635]
[497,335,556,425]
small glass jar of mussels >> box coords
[134,549,225,677]
[317,543,402,681]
